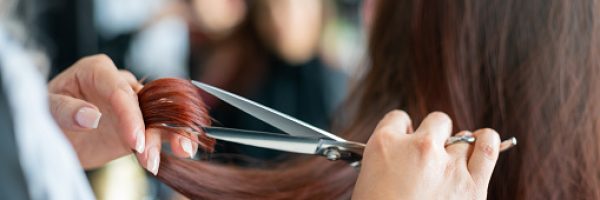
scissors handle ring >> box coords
[445,135,476,146]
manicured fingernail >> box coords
[75,107,102,129]
[135,129,145,153]
[146,147,160,175]
[180,138,194,158]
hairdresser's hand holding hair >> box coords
[353,110,501,200]
[47,54,194,174]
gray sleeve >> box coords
[0,65,31,200]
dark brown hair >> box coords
[357,0,600,199]
[138,0,600,199]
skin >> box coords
[256,0,323,64]
[47,54,196,174]
[191,0,247,38]
[353,111,501,200]
[354,5,499,198]
[47,55,501,197]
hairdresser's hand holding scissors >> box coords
[47,54,188,174]
[189,81,513,198]
[353,111,501,200]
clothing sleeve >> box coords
[0,61,31,200]
[0,27,94,200]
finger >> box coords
[137,128,162,176]
[119,70,143,92]
[445,131,473,160]
[76,54,146,154]
[169,133,198,158]
[373,110,413,137]
[414,112,453,146]
[467,128,501,186]
[49,93,102,130]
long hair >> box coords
[138,0,600,199]
[138,78,356,199]
[357,0,600,199]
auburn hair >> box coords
[138,78,356,199]
[137,0,600,199]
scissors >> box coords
[189,81,517,168]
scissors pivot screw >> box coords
[323,148,342,160]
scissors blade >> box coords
[203,127,322,154]
[192,80,346,141]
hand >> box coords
[48,54,196,175]
[352,110,501,200]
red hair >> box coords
[137,78,356,199]
[138,78,215,151]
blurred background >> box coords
[18,0,367,199]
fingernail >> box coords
[75,107,102,129]
[146,147,160,175]
[135,129,145,153]
[180,138,195,158]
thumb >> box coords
[49,93,102,130]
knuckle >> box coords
[365,135,389,157]
[479,128,499,137]
[386,109,410,120]
[49,96,73,126]
[377,110,412,134]
[50,97,66,114]
[120,70,136,79]
[475,128,501,143]
[373,126,399,144]
[455,130,472,136]
[368,125,407,154]
[475,128,500,159]
[428,111,452,123]
[415,135,436,154]
[477,143,496,160]
[90,53,111,61]
[365,136,387,154]
[481,144,497,159]
[84,54,113,68]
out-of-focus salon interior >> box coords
[23,0,365,199]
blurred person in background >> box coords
[127,0,350,164]
[190,0,348,162]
